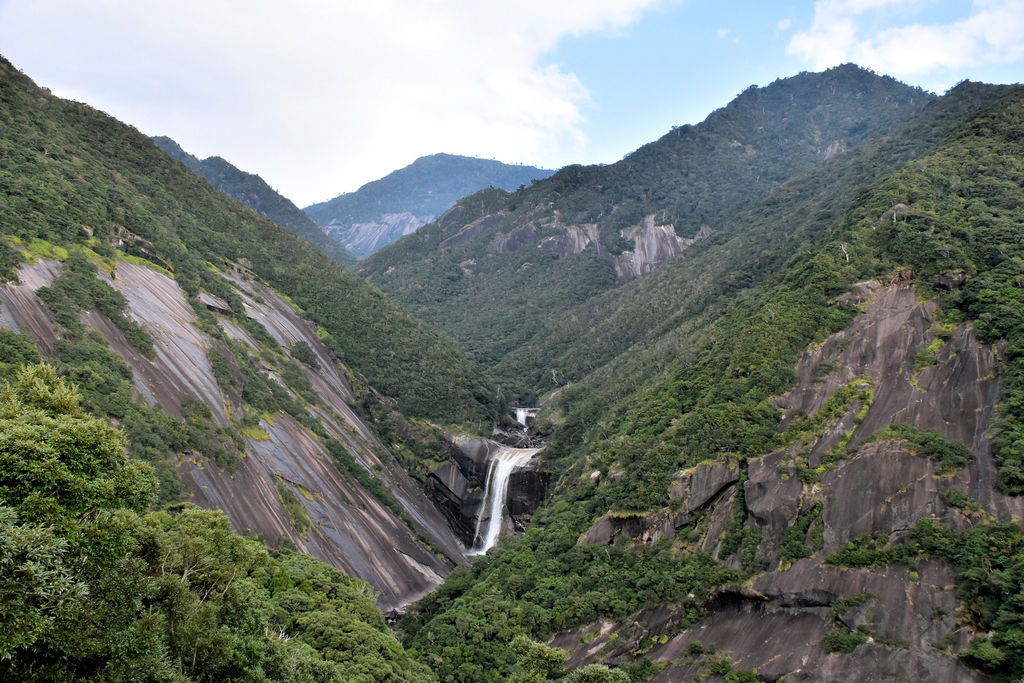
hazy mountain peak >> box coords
[304,152,555,257]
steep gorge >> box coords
[0,55,501,614]
[4,49,1024,681]
[1,254,469,609]
[398,84,1024,681]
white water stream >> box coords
[513,407,538,427]
[467,447,541,556]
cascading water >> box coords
[467,447,540,555]
[513,407,538,427]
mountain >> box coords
[4,47,1024,682]
[398,81,1024,681]
[0,50,505,644]
[360,65,936,397]
[303,153,555,257]
[151,136,359,267]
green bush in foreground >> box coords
[0,365,433,681]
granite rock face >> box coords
[0,260,468,611]
[325,211,430,258]
[0,259,62,354]
[578,457,741,547]
[553,280,1012,680]
[610,218,712,282]
[446,207,711,283]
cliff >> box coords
[557,279,1015,680]
[0,55,498,612]
[398,84,1024,681]
[0,255,466,610]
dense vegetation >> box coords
[400,486,743,681]
[0,56,495,428]
[398,85,1024,680]
[3,47,1024,681]
[151,136,358,267]
[362,65,934,395]
[0,365,432,681]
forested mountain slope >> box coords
[152,135,359,266]
[361,65,934,394]
[489,80,1012,397]
[304,153,554,258]
[0,56,494,426]
[4,46,1024,683]
[397,85,1024,681]
[0,366,435,681]
[0,53,501,618]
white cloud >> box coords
[717,27,731,39]
[777,18,793,31]
[788,0,1024,80]
[0,0,663,205]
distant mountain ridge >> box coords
[151,136,358,266]
[361,65,936,394]
[303,153,555,257]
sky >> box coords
[0,1,1022,207]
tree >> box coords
[0,505,82,659]
[0,365,434,680]
[0,364,156,527]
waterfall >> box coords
[467,447,540,556]
[513,407,538,427]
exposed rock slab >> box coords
[538,223,599,258]
[611,218,710,282]
[579,457,740,547]
[488,223,536,254]
[752,558,967,653]
[0,260,62,354]
[822,440,956,547]
[776,279,1022,523]
[24,258,471,609]
[103,262,229,425]
[181,413,451,611]
[221,272,469,565]
[777,281,999,456]
[557,280,1009,680]
[648,602,977,683]
[744,450,805,559]
[673,456,741,513]
[439,211,508,250]
[326,211,430,258]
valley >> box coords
[0,50,1023,683]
